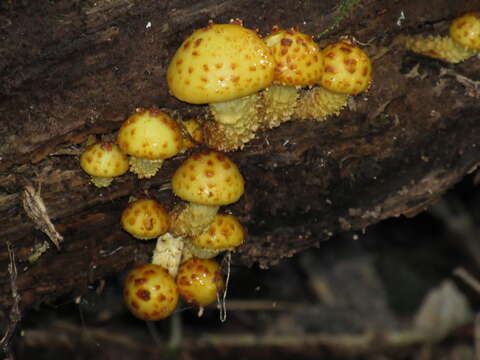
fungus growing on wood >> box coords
[166,21,275,151]
[399,12,480,63]
[169,150,245,238]
[185,214,245,259]
[79,141,129,187]
[294,39,372,120]
[176,257,224,316]
[117,108,183,178]
[120,198,170,240]
[124,263,179,321]
[261,27,324,128]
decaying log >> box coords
[0,0,479,312]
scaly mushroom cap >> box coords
[449,12,480,51]
[320,40,372,95]
[176,257,224,307]
[192,214,245,250]
[264,27,324,86]
[117,108,182,160]
[121,198,170,240]
[167,23,275,104]
[171,150,245,206]
[80,142,129,178]
[124,263,179,321]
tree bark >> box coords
[0,0,479,310]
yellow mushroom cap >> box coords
[121,198,170,240]
[176,257,224,307]
[171,150,244,206]
[117,108,183,160]
[320,40,372,95]
[80,141,129,178]
[192,214,245,250]
[124,263,179,321]
[449,12,480,51]
[264,27,324,86]
[167,23,275,104]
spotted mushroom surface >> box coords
[171,150,245,206]
[449,12,480,51]
[167,23,275,104]
[124,263,179,321]
[320,40,372,95]
[121,198,169,240]
[264,27,324,86]
[117,108,183,160]
[192,214,245,250]
[176,257,224,307]
[80,142,129,178]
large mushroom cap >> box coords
[80,142,129,178]
[320,40,372,95]
[167,23,275,104]
[264,27,324,86]
[117,108,182,160]
[171,150,244,206]
[449,12,480,51]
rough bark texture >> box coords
[0,0,479,310]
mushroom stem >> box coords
[260,85,299,129]
[129,157,164,179]
[294,87,348,121]
[399,35,476,63]
[204,93,261,151]
[151,232,185,277]
[170,202,219,238]
[90,176,114,188]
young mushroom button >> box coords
[169,150,245,238]
[261,27,324,129]
[80,141,129,188]
[295,39,372,121]
[121,198,170,240]
[124,263,179,321]
[117,108,183,178]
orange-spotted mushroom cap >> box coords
[167,23,275,104]
[192,214,245,250]
[171,150,244,206]
[80,142,129,187]
[121,198,170,240]
[264,27,324,86]
[320,40,372,95]
[124,263,179,321]
[176,257,224,307]
[117,108,183,160]
[449,12,480,51]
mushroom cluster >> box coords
[166,20,374,150]
[119,149,246,320]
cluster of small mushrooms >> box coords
[78,12,479,322]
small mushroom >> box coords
[185,214,245,259]
[117,108,183,178]
[180,118,204,151]
[120,198,170,240]
[294,39,372,121]
[167,21,275,151]
[398,12,480,63]
[176,257,224,316]
[124,263,179,321]
[79,141,129,187]
[169,150,245,238]
[261,27,324,128]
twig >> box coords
[453,267,480,295]
[22,184,63,250]
[0,242,21,359]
